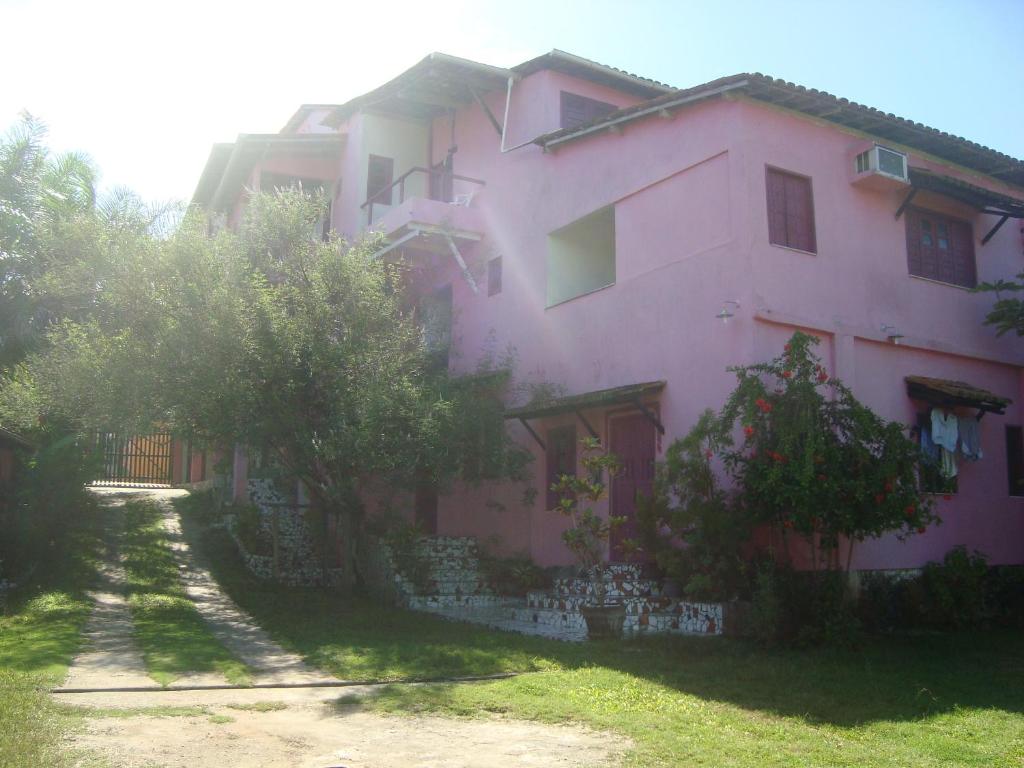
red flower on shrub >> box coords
[743,425,755,438]
[705,449,713,459]
[782,370,793,379]
[905,504,915,516]
[884,481,894,492]
[917,526,927,535]
[817,372,829,383]
[874,494,885,505]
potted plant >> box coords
[550,437,627,639]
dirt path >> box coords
[65,696,626,768]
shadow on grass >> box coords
[0,500,106,681]
[178,503,1024,729]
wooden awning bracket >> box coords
[575,410,598,439]
[981,214,1010,245]
[894,187,918,220]
[443,231,479,294]
[518,417,545,450]
[468,84,504,137]
[632,398,666,435]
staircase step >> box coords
[527,592,675,614]
[412,601,587,642]
[552,577,661,598]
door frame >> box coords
[605,403,660,562]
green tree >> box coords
[0,114,97,369]
[14,189,527,590]
[975,271,1024,337]
[719,332,937,571]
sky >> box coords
[2,0,1022,205]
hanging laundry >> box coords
[919,423,940,464]
[940,447,958,479]
[930,409,959,452]
[958,415,983,460]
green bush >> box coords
[231,503,271,556]
[749,561,860,648]
[1,433,99,578]
[478,551,549,596]
[383,522,432,592]
[919,546,989,628]
[858,550,1024,632]
[173,488,223,525]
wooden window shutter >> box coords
[487,256,502,296]
[785,173,816,253]
[560,92,617,130]
[367,155,394,205]
[766,168,816,253]
[766,168,788,247]
[950,219,977,288]
[905,209,924,278]
[546,425,577,509]
[906,209,976,288]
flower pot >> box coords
[580,603,626,639]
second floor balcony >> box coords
[362,165,486,241]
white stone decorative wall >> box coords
[225,478,344,587]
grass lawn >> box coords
[183,504,1024,768]
[119,500,250,686]
[0,497,103,768]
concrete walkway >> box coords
[59,489,336,692]
[158,497,337,686]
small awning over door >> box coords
[505,381,666,449]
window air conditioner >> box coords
[852,145,909,188]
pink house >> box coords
[193,50,1024,574]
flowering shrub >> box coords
[719,332,938,571]
[549,437,624,606]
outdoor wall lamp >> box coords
[716,300,741,323]
[881,324,904,345]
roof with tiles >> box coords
[534,72,1024,189]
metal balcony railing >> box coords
[361,166,485,225]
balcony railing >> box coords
[361,166,485,225]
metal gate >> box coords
[91,432,174,487]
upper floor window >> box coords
[367,155,394,205]
[560,92,617,130]
[905,208,976,288]
[766,167,816,253]
[546,206,616,307]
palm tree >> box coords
[0,113,98,369]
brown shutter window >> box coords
[487,256,502,296]
[765,168,816,253]
[546,425,577,509]
[905,208,976,288]
[367,155,394,205]
[560,92,617,130]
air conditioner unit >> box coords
[851,144,909,190]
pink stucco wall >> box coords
[419,80,1022,569]
[221,61,1024,571]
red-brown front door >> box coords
[609,413,656,561]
